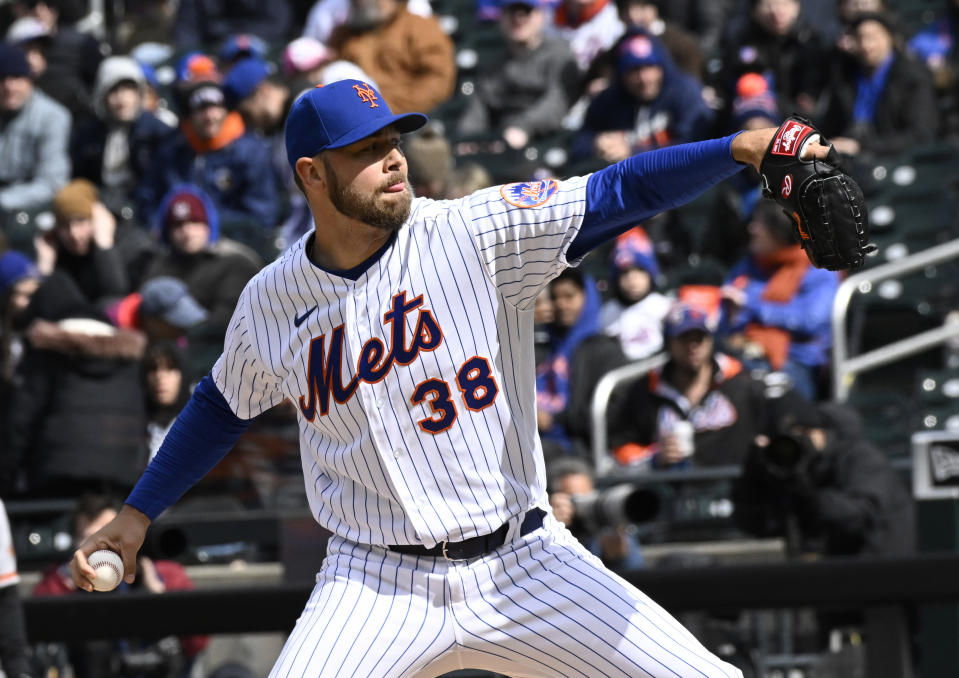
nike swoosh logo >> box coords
[293,305,317,327]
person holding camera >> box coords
[732,393,915,558]
[547,457,645,571]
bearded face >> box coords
[322,154,412,232]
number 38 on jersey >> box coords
[297,290,499,434]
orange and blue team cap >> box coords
[284,79,428,169]
[663,301,717,337]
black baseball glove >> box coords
[759,116,875,271]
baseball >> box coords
[87,549,124,591]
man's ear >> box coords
[295,157,324,191]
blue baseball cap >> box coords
[223,57,271,108]
[664,302,716,338]
[284,79,428,169]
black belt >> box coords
[387,508,545,561]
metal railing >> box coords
[831,238,959,401]
[25,553,959,678]
[589,352,668,474]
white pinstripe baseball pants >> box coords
[269,513,744,678]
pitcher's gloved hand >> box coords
[760,115,876,271]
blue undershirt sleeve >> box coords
[126,375,253,521]
[567,133,747,260]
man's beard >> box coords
[323,156,412,232]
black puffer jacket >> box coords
[733,401,916,557]
[4,317,147,498]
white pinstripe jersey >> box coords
[0,499,19,589]
[212,176,588,548]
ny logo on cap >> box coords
[353,83,378,108]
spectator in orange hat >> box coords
[35,178,131,309]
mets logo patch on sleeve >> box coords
[500,179,559,208]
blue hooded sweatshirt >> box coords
[573,30,715,160]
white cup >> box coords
[672,420,695,458]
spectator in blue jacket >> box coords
[537,268,627,461]
[139,80,279,239]
[71,56,175,216]
[572,30,713,163]
[718,201,839,400]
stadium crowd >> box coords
[0,0,951,674]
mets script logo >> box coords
[296,290,501,434]
[353,83,378,108]
[500,179,559,208]
[771,121,813,157]
[781,174,793,199]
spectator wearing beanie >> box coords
[572,31,713,163]
[34,179,131,309]
[139,79,279,243]
[0,41,71,216]
[142,184,260,380]
[600,227,671,360]
[70,56,175,217]
[0,250,42,386]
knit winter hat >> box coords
[164,190,209,228]
[0,41,29,78]
[283,37,332,77]
[617,32,665,72]
[53,179,98,220]
[0,250,39,294]
[611,228,660,280]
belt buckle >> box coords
[440,540,456,561]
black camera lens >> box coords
[762,434,807,478]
